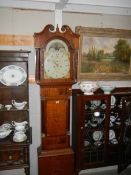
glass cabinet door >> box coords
[76,95,110,168]
[118,96,131,173]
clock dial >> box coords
[44,39,70,79]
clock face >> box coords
[44,39,70,79]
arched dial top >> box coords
[44,39,70,79]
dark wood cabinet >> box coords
[72,88,131,175]
[0,50,31,175]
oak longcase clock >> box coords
[34,24,79,175]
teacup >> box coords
[5,105,12,110]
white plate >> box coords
[92,130,103,141]
[111,95,116,106]
[109,129,116,140]
[0,65,27,86]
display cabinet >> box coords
[72,88,131,175]
[0,50,31,175]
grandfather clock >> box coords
[34,24,79,175]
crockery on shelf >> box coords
[110,138,118,144]
[94,111,100,117]
[15,125,26,132]
[0,104,4,109]
[91,100,101,107]
[100,103,106,109]
[12,100,27,110]
[84,140,90,146]
[5,104,12,110]
[89,120,98,128]
[0,128,11,139]
[0,65,27,86]
[109,129,116,140]
[12,120,28,127]
[92,130,103,141]
[13,131,27,142]
[111,95,116,106]
[78,81,99,95]
[110,115,118,123]
[1,123,11,130]
[94,141,102,147]
[97,117,105,124]
[100,85,115,94]
[110,121,114,127]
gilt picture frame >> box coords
[75,26,131,80]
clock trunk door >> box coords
[45,99,69,136]
[118,96,131,173]
[41,96,70,149]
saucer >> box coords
[13,134,27,142]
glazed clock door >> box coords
[118,96,131,173]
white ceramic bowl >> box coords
[0,128,11,139]
[79,81,99,95]
[100,85,115,94]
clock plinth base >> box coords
[38,148,74,175]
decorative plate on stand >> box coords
[0,65,27,86]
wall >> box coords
[0,7,131,175]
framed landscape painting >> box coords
[76,26,131,80]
